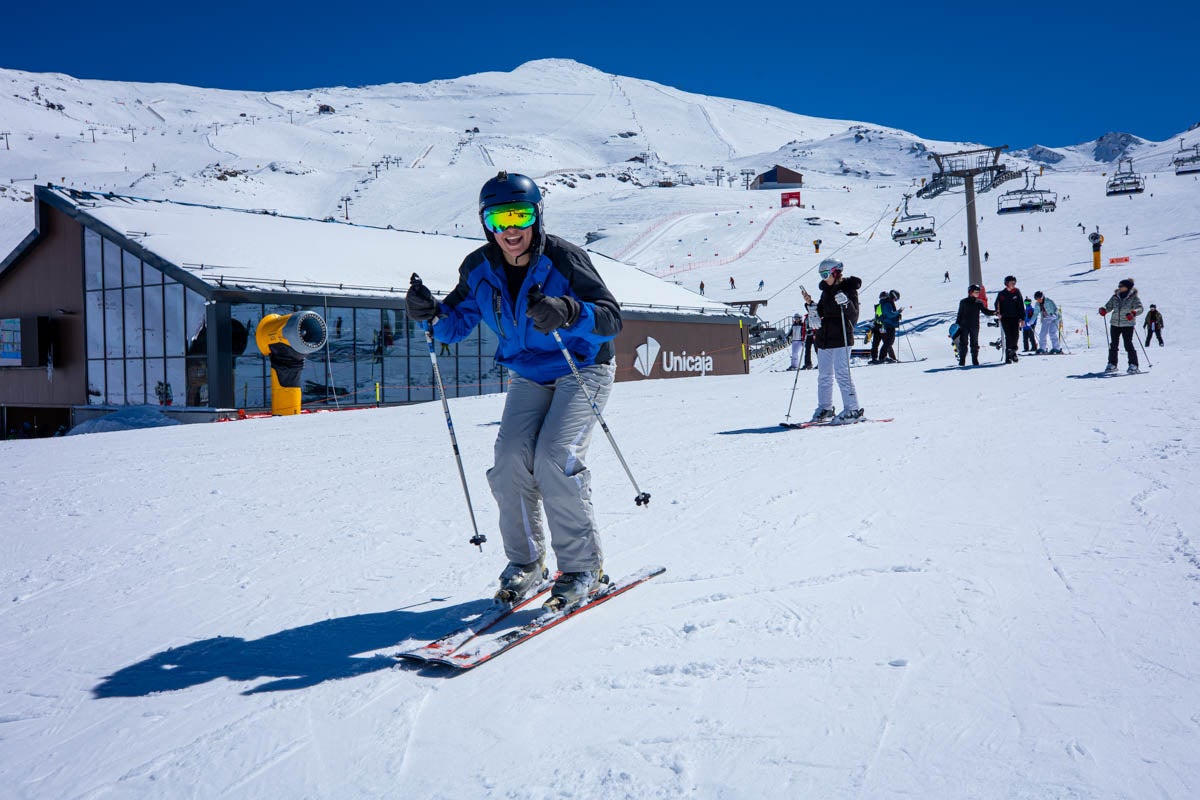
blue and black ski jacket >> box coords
[431,234,622,384]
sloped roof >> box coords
[23,186,732,315]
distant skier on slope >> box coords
[810,258,864,424]
[405,171,622,610]
[954,284,996,367]
[1100,278,1143,373]
[994,275,1025,364]
[1143,304,1164,346]
[874,290,902,363]
[1033,291,1062,354]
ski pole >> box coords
[902,317,918,362]
[783,353,804,422]
[411,273,487,551]
[531,286,650,506]
[1133,320,1153,368]
[1084,314,1091,349]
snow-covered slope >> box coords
[3,60,1200,795]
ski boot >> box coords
[543,569,607,613]
[810,407,836,423]
[495,558,547,604]
[830,408,865,425]
[1104,363,1118,373]
[1127,365,1140,374]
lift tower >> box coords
[927,146,1009,288]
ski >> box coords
[780,417,893,429]
[394,574,556,663]
[424,565,666,670]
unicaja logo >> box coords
[634,337,661,377]
[633,336,713,378]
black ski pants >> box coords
[1145,327,1163,346]
[1022,326,1036,351]
[1108,325,1138,367]
[1000,317,1021,361]
[878,326,897,361]
[803,334,815,368]
[869,322,882,360]
[956,327,980,365]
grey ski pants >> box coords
[486,363,615,572]
[816,345,859,412]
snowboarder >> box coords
[1143,304,1164,346]
[1100,278,1143,372]
[954,284,996,366]
[1022,298,1038,352]
[810,258,863,423]
[874,290,902,363]
[994,275,1025,364]
[404,171,622,609]
[1033,291,1062,353]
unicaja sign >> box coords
[633,336,713,378]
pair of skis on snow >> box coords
[779,416,893,430]
[395,565,666,670]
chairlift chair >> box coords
[1105,158,1146,196]
[891,194,937,245]
[996,170,1058,214]
[1172,141,1200,176]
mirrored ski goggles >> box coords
[482,202,537,233]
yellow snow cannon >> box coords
[254,311,328,415]
[1088,232,1104,271]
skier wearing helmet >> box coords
[954,284,996,366]
[873,289,902,363]
[810,258,865,424]
[404,171,622,610]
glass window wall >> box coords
[79,226,503,410]
[82,230,207,407]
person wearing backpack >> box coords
[874,290,902,363]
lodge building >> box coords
[0,185,748,436]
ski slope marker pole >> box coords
[411,273,487,551]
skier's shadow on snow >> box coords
[92,597,494,697]
[924,363,1006,373]
[716,425,797,435]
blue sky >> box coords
[4,0,1194,149]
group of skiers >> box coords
[949,274,1162,373]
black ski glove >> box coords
[406,280,441,322]
[526,287,581,334]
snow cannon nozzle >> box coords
[254,310,328,415]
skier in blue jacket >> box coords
[405,172,622,610]
[873,290,902,363]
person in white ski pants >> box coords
[788,314,805,369]
[1034,291,1061,352]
